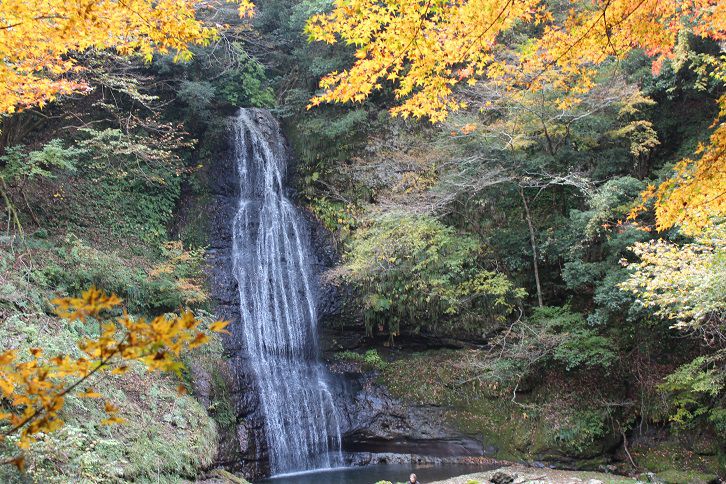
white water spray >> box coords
[231,109,343,474]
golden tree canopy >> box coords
[0,0,254,114]
[307,0,725,234]
[307,0,724,120]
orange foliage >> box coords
[307,0,725,233]
[0,287,228,468]
[0,0,254,114]
[307,0,723,120]
[644,97,726,235]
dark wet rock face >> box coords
[298,174,489,464]
[328,369,489,465]
[206,120,269,480]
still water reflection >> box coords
[262,463,500,484]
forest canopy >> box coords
[0,0,254,114]
[306,0,725,235]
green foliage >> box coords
[309,196,358,233]
[70,127,187,243]
[659,351,725,434]
[477,306,617,382]
[151,241,209,306]
[569,177,646,242]
[555,331,618,371]
[555,410,608,454]
[560,177,652,326]
[177,80,217,122]
[336,349,387,370]
[38,234,208,314]
[157,40,274,119]
[289,108,370,199]
[0,373,217,483]
[0,139,80,182]
[216,45,276,108]
[344,213,524,338]
[39,234,138,296]
[0,139,81,232]
[363,349,387,370]
[0,244,218,481]
[290,0,334,33]
[531,307,618,371]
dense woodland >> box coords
[0,0,724,482]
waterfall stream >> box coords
[230,109,343,475]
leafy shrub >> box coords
[149,241,209,307]
[335,349,388,371]
[363,349,388,370]
[531,306,618,371]
[41,235,208,314]
[620,225,725,339]
[309,196,359,234]
[177,80,216,121]
[216,44,275,108]
[0,139,80,182]
[343,213,524,338]
[659,351,725,435]
[478,306,617,385]
[0,283,222,482]
[289,108,370,199]
[71,127,188,243]
[0,139,81,231]
[555,409,608,454]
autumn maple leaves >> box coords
[0,287,229,469]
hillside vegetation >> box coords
[0,0,724,481]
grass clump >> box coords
[336,349,388,371]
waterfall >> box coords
[230,108,343,475]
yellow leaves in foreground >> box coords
[0,287,228,463]
[647,101,726,235]
[208,320,231,334]
[306,0,726,234]
[0,0,255,114]
[52,287,121,321]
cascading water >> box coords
[230,108,343,475]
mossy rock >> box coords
[655,469,719,484]
[208,468,252,483]
[632,438,723,483]
[380,350,625,466]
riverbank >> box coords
[428,464,725,484]
[428,465,638,484]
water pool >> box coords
[261,463,500,484]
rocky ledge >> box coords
[428,464,721,484]
[326,364,493,466]
[429,465,637,484]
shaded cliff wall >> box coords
[206,120,269,479]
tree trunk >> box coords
[519,186,543,307]
[0,178,23,235]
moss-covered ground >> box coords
[0,233,221,482]
[379,349,723,480]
